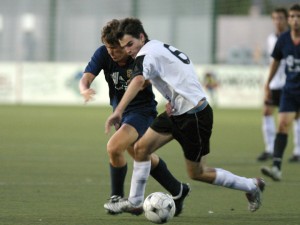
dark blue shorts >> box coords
[279,89,300,112]
[121,109,156,139]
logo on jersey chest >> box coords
[127,69,132,79]
[286,55,300,72]
[111,72,128,90]
[111,72,119,84]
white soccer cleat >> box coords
[104,198,143,215]
[261,166,282,181]
[245,178,265,212]
[104,195,123,215]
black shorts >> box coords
[265,89,282,106]
[150,104,213,162]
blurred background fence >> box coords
[0,0,298,107]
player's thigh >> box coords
[278,112,297,133]
[134,128,173,159]
[107,124,138,154]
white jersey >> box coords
[133,40,206,115]
[267,33,286,90]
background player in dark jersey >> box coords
[261,4,300,181]
[104,17,265,215]
[257,7,300,163]
[79,19,189,216]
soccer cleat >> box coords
[104,198,143,216]
[288,155,300,163]
[245,178,265,212]
[257,152,272,161]
[108,195,123,203]
[173,183,191,216]
[261,166,282,181]
[104,195,122,215]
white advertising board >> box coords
[0,63,18,103]
[0,63,268,108]
[196,65,268,108]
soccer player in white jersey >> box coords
[257,7,300,162]
[104,18,265,214]
[80,19,189,216]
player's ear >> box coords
[140,33,145,42]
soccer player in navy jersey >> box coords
[257,8,289,161]
[257,7,300,163]
[261,4,300,181]
[104,17,265,215]
[79,19,190,216]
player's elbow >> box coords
[132,75,146,90]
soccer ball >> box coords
[143,192,176,224]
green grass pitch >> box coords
[0,105,300,225]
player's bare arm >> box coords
[105,75,145,134]
[264,59,280,102]
[79,73,96,103]
[126,76,150,89]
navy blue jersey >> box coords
[272,31,300,95]
[84,45,157,115]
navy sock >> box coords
[150,158,181,196]
[273,133,288,170]
[109,163,127,197]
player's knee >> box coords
[133,142,149,161]
[106,141,122,157]
[263,107,273,116]
[278,121,291,133]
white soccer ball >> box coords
[143,192,176,224]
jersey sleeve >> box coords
[132,55,154,80]
[84,46,108,76]
[132,55,145,78]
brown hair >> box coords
[273,7,288,18]
[101,19,120,46]
[116,18,149,41]
[290,4,300,12]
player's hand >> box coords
[165,102,174,117]
[105,111,122,134]
[81,89,96,103]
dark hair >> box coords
[290,4,300,12]
[273,7,288,18]
[116,18,149,41]
[101,19,120,45]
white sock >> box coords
[128,160,151,205]
[262,115,276,153]
[293,119,300,156]
[213,168,256,193]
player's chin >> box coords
[129,53,136,58]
